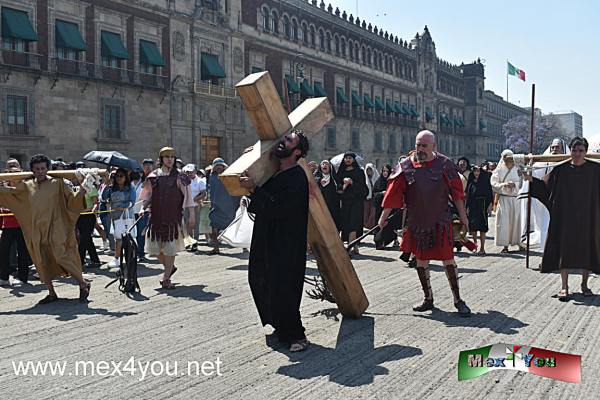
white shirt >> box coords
[190,176,206,199]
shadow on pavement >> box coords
[414,308,528,334]
[274,316,422,387]
[155,284,221,302]
[0,299,137,321]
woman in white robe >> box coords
[491,149,523,252]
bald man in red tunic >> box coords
[379,130,471,316]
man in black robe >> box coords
[335,152,368,254]
[240,129,310,352]
[525,136,600,300]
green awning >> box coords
[351,90,362,107]
[363,94,374,109]
[385,100,394,113]
[1,8,37,41]
[409,105,419,117]
[479,119,487,129]
[300,79,314,96]
[401,104,411,115]
[374,96,385,110]
[285,75,300,93]
[336,87,348,104]
[251,66,262,73]
[453,117,460,126]
[139,40,165,67]
[314,81,327,97]
[55,20,85,51]
[101,31,128,59]
[201,52,226,79]
[459,118,465,127]
[425,110,434,121]
[394,101,403,114]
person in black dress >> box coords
[466,165,493,253]
[315,160,341,230]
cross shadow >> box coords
[155,284,221,302]
[310,307,341,321]
[274,316,422,387]
[349,253,397,262]
[226,264,248,271]
[0,299,137,321]
[414,308,528,335]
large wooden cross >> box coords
[219,71,368,318]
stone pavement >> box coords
[1,224,599,399]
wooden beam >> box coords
[220,97,333,196]
[235,71,291,140]
[299,159,369,318]
[0,169,109,182]
[506,153,600,164]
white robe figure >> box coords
[491,149,523,247]
[517,138,568,249]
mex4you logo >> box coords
[458,343,581,383]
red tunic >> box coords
[382,158,465,261]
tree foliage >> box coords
[503,114,565,154]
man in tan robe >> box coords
[0,154,91,304]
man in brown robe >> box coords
[525,137,600,300]
[0,154,91,304]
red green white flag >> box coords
[508,61,526,81]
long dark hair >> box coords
[110,168,131,191]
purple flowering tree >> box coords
[503,114,565,154]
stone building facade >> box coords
[483,89,529,160]
[0,0,527,169]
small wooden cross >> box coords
[220,72,368,318]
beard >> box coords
[275,141,294,159]
[416,151,428,161]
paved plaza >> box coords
[1,222,599,399]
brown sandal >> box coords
[160,279,175,290]
[38,293,59,304]
[79,282,91,302]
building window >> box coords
[271,11,278,33]
[283,15,290,38]
[318,29,324,51]
[348,41,353,60]
[340,38,346,57]
[201,136,221,166]
[102,56,119,68]
[262,7,269,31]
[6,95,28,135]
[2,37,26,52]
[292,19,298,40]
[375,131,383,152]
[351,128,360,150]
[334,36,340,55]
[301,23,308,44]
[310,26,315,46]
[326,126,336,149]
[389,132,397,153]
[102,103,122,138]
[57,47,77,60]
[326,32,332,53]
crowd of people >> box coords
[1,130,597,354]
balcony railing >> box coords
[440,124,464,135]
[49,58,168,89]
[0,50,42,71]
[192,80,237,98]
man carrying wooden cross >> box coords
[522,136,600,300]
[241,129,311,352]
[0,154,91,304]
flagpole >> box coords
[525,83,535,269]
[506,59,509,102]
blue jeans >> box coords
[100,212,114,250]
[135,213,149,258]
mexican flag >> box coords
[458,343,581,383]
[508,61,526,81]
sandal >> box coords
[500,248,509,254]
[351,247,360,255]
[477,249,486,255]
[582,286,594,297]
[160,278,175,290]
[208,249,220,255]
[38,293,59,304]
[79,282,91,302]
[290,338,310,352]
[557,288,570,301]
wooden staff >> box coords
[0,169,109,182]
[525,84,535,269]
[505,153,600,164]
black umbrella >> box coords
[83,151,142,172]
